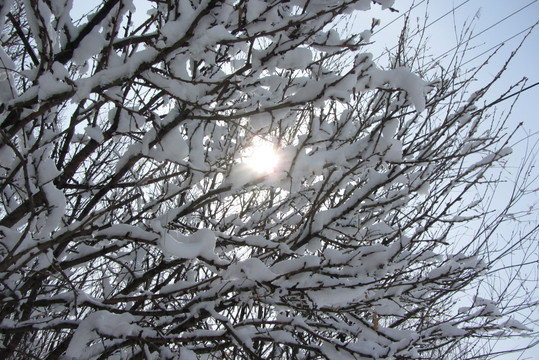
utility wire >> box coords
[404,0,473,40]
[374,0,473,61]
[369,2,539,113]
[483,81,539,111]
[431,0,538,64]
[366,1,539,115]
[372,0,428,36]
[371,0,538,66]
[460,22,538,68]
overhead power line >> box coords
[483,81,539,111]
[431,0,538,64]
[372,0,428,36]
[371,0,538,66]
[374,0,473,61]
[460,22,538,68]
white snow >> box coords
[150,126,189,162]
[85,126,104,143]
[374,0,395,10]
[65,311,137,359]
[501,318,531,332]
[437,323,467,337]
[160,228,217,260]
[359,29,372,42]
[93,224,159,242]
[72,30,108,66]
[371,67,427,112]
[0,45,17,103]
[278,47,312,70]
[225,258,277,282]
[474,296,502,319]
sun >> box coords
[243,137,280,174]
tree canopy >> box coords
[0,0,536,359]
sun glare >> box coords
[244,138,280,174]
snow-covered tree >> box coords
[0,0,536,359]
